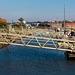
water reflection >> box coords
[0,45,75,75]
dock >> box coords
[0,27,75,59]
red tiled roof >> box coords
[65,23,75,25]
[14,22,19,25]
[0,19,6,22]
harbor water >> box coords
[0,45,75,75]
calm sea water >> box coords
[0,45,75,75]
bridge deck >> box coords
[0,29,75,52]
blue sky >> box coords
[0,0,75,22]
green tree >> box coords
[0,21,3,27]
[18,17,24,26]
[0,21,7,28]
[22,23,26,28]
[4,22,8,27]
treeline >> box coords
[31,20,75,23]
[57,20,75,23]
[38,24,50,27]
[0,21,26,28]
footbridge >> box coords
[0,28,75,52]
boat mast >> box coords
[64,0,66,30]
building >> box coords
[0,18,6,22]
[65,23,75,29]
[51,22,62,29]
